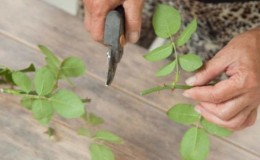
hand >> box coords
[183,28,260,131]
[83,0,144,43]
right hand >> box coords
[83,0,144,43]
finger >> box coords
[236,108,257,130]
[184,74,247,103]
[185,50,231,86]
[87,1,122,42]
[196,104,252,130]
[198,94,251,121]
[84,9,91,32]
[123,0,144,43]
[89,6,110,42]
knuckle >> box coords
[216,108,230,121]
[209,91,223,103]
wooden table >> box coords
[0,0,259,159]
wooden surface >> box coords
[0,0,259,159]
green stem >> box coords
[141,84,192,96]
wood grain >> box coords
[0,0,259,159]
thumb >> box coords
[185,52,230,86]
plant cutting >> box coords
[141,4,232,160]
[0,45,122,160]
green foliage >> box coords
[179,54,203,72]
[1,45,121,160]
[152,4,181,38]
[21,97,34,110]
[95,131,123,144]
[32,99,53,125]
[38,45,61,73]
[167,104,200,125]
[12,72,32,93]
[176,19,197,47]
[155,60,176,77]
[142,4,232,160]
[180,127,210,160]
[77,128,92,137]
[34,67,56,96]
[201,118,232,137]
[90,144,115,160]
[0,64,35,85]
[51,90,85,118]
[60,57,86,77]
[144,43,173,62]
[88,113,104,125]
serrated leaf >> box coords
[156,60,176,77]
[167,103,200,124]
[60,57,86,77]
[180,127,210,160]
[144,43,173,62]
[19,64,36,72]
[12,72,32,93]
[34,67,56,96]
[152,4,181,38]
[21,97,35,110]
[176,19,197,46]
[201,118,232,137]
[77,128,92,137]
[38,45,61,77]
[90,144,115,160]
[51,90,85,118]
[95,131,123,143]
[32,99,53,125]
[38,45,60,67]
[179,54,203,72]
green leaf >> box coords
[201,118,232,137]
[77,128,92,137]
[60,57,86,77]
[176,19,197,47]
[38,45,61,76]
[144,43,173,62]
[88,113,104,125]
[38,45,60,68]
[179,54,203,72]
[95,131,123,143]
[21,97,35,110]
[152,4,181,38]
[156,60,176,77]
[34,67,56,96]
[19,64,36,72]
[180,127,210,160]
[12,72,32,93]
[32,99,53,125]
[90,144,115,160]
[4,70,14,84]
[167,103,200,125]
[0,68,7,75]
[51,90,85,118]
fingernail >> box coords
[183,91,190,98]
[127,32,139,43]
[185,76,196,86]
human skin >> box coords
[83,0,144,43]
[183,28,260,131]
[83,0,259,131]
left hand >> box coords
[183,28,260,131]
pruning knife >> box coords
[104,6,125,86]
